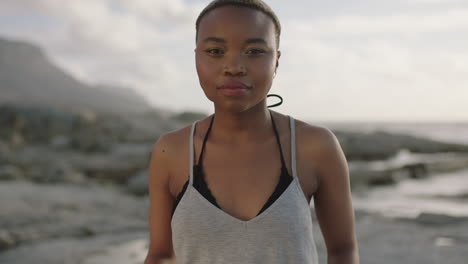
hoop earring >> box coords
[267,94,283,108]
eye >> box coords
[205,48,224,55]
[246,49,266,55]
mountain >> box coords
[0,37,152,114]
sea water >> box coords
[328,121,468,218]
[323,121,468,145]
[352,167,468,218]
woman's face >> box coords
[195,6,280,113]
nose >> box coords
[223,53,246,76]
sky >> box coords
[0,0,467,122]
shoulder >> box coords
[152,114,214,151]
[269,110,340,154]
[292,117,341,155]
[149,122,197,183]
[292,117,347,185]
[152,124,192,158]
[149,117,212,186]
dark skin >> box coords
[145,6,359,264]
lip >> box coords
[219,80,250,89]
[218,80,251,96]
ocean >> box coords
[323,121,468,145]
[323,122,468,218]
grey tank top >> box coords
[171,116,319,264]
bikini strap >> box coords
[270,110,288,171]
[197,115,215,167]
[189,120,197,186]
[194,112,289,181]
[289,116,298,179]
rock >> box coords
[9,132,25,150]
[334,130,468,161]
[0,229,16,250]
[412,213,468,226]
[0,182,147,250]
[70,145,150,184]
[69,133,112,153]
[0,232,146,264]
[127,170,148,196]
[0,166,23,181]
[7,144,150,185]
[26,163,86,184]
[46,163,86,184]
[0,141,10,163]
[84,166,142,185]
[350,168,396,186]
[349,151,468,187]
[49,135,72,150]
[77,110,97,125]
[0,104,76,145]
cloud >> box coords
[0,0,467,121]
[275,7,468,121]
[0,0,205,108]
[408,0,466,3]
[115,0,199,24]
[287,8,468,36]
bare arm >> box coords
[144,135,177,264]
[312,128,359,264]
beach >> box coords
[2,198,467,264]
[1,105,468,263]
[1,168,468,264]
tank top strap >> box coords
[189,120,197,186]
[289,115,299,179]
[191,113,291,184]
[190,115,214,186]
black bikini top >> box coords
[171,98,292,218]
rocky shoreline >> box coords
[2,104,468,263]
[1,183,467,264]
[3,104,468,190]
[1,165,468,264]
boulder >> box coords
[0,182,147,251]
[0,229,16,251]
[25,162,86,184]
[127,170,148,196]
[0,166,23,181]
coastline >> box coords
[1,105,468,263]
[2,167,468,264]
[1,207,467,264]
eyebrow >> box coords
[202,37,267,45]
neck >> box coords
[211,103,273,144]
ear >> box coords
[274,50,281,73]
[276,50,281,69]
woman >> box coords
[145,0,359,263]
